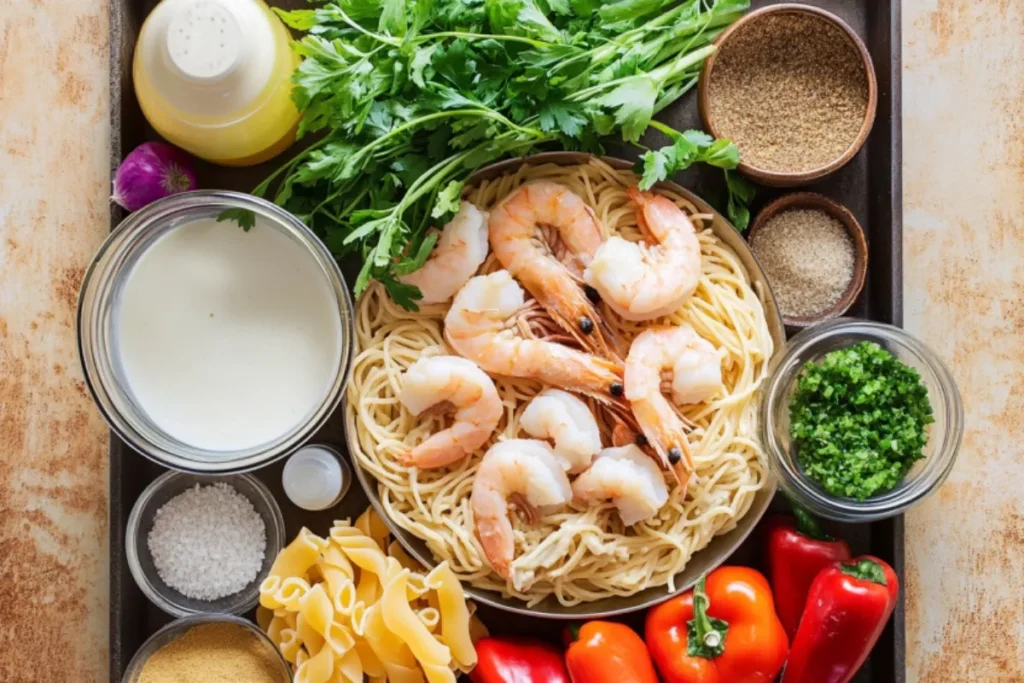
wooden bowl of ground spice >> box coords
[698,5,877,187]
[748,193,868,327]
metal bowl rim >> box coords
[348,152,785,617]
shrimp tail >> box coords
[475,516,514,580]
[400,439,468,469]
[626,186,657,243]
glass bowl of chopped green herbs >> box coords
[762,319,962,521]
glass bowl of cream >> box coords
[78,191,353,473]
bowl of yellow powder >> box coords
[123,615,290,683]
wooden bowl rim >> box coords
[697,3,879,188]
[747,192,869,327]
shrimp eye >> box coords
[668,447,682,464]
[584,285,601,303]
[610,382,624,397]
[579,316,594,334]
[635,434,649,447]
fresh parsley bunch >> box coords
[253,0,753,308]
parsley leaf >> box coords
[595,77,658,142]
[537,100,589,138]
[432,180,464,218]
[253,0,752,307]
[724,170,755,232]
[215,208,256,231]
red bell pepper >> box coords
[564,621,659,683]
[645,566,788,683]
[470,637,569,683]
[764,503,852,640]
[781,556,899,683]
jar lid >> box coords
[282,445,351,511]
[136,0,278,118]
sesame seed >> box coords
[751,208,855,318]
[708,13,869,173]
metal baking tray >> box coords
[107,0,903,680]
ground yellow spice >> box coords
[708,12,869,173]
[138,623,284,683]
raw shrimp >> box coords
[398,355,502,469]
[445,270,627,406]
[624,324,722,490]
[571,445,670,526]
[520,389,602,473]
[488,181,621,359]
[398,202,489,304]
[584,186,702,321]
[471,439,572,580]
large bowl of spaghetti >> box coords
[346,153,785,617]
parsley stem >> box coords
[253,136,331,198]
[569,45,716,101]
[413,31,560,49]
[331,6,401,45]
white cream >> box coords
[116,216,341,452]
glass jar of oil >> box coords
[133,0,300,166]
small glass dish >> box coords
[126,471,286,617]
[762,319,963,521]
[122,613,291,683]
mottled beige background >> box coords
[903,1,1024,681]
[0,0,1019,681]
[0,0,111,681]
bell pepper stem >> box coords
[692,575,716,643]
[840,559,888,585]
[685,574,728,658]
[784,493,832,541]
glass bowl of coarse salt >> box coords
[126,471,285,617]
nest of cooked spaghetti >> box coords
[346,159,774,606]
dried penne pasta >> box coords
[260,508,477,682]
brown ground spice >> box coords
[750,208,855,318]
[138,623,284,683]
[708,13,869,173]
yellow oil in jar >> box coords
[133,0,300,166]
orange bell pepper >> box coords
[564,621,658,683]
[644,566,788,683]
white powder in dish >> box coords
[147,482,266,601]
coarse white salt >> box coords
[147,482,266,601]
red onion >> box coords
[111,142,198,212]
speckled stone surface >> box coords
[902,1,1024,680]
[0,1,111,681]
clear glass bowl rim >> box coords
[761,318,964,521]
[77,190,355,473]
[125,470,286,617]
[121,613,291,683]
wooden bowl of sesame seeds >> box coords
[748,193,868,328]
[698,4,878,187]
